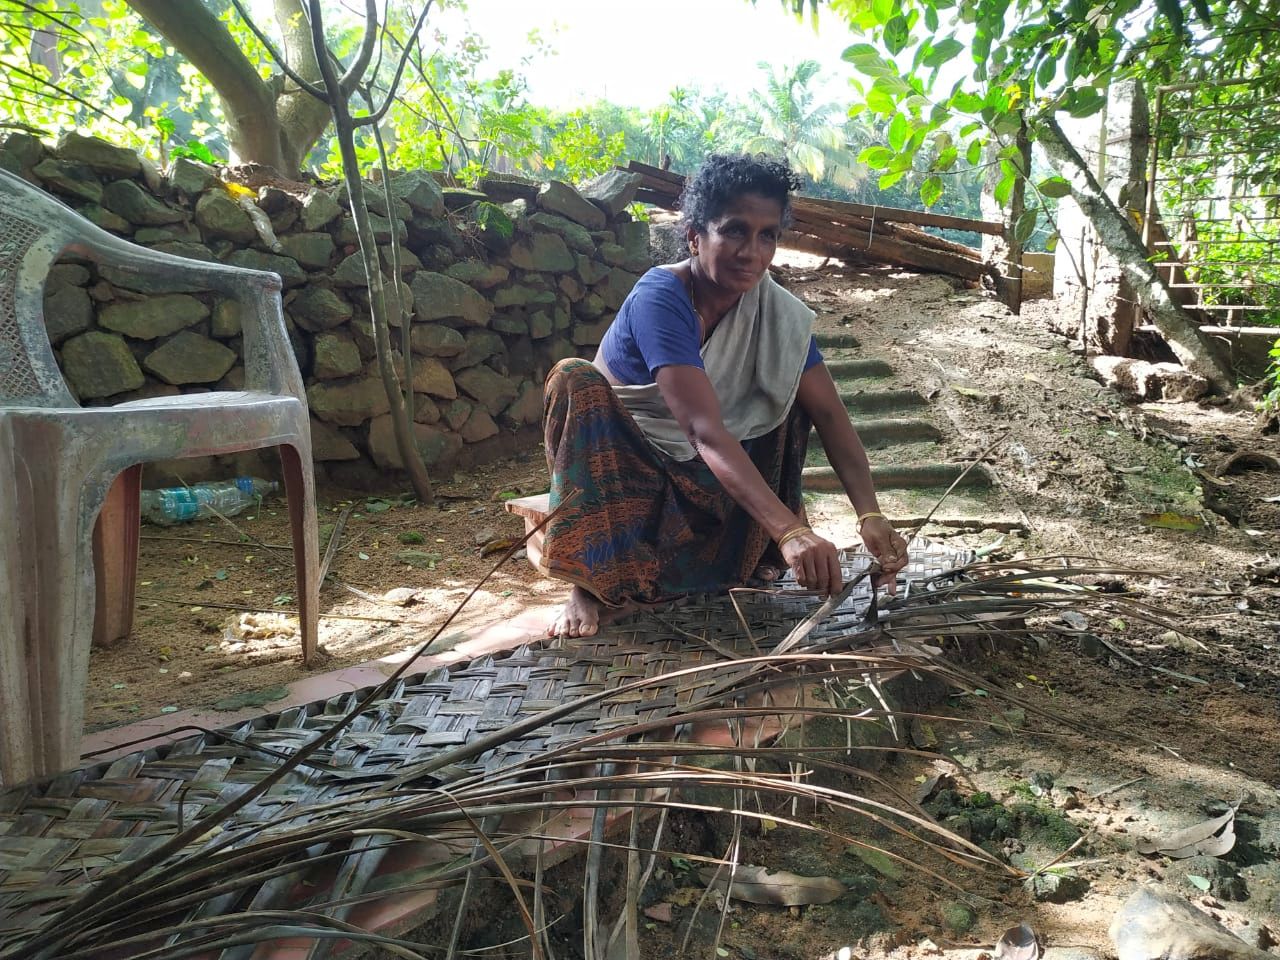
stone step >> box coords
[803,461,994,491]
[809,417,943,451]
[814,330,861,350]
[826,357,894,380]
[806,439,941,469]
[840,389,929,414]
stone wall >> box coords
[1,132,651,489]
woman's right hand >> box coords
[780,529,844,597]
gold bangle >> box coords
[856,510,885,527]
[776,525,810,549]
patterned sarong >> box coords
[540,358,809,607]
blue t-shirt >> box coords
[598,269,822,385]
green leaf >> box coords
[924,5,939,32]
[878,170,907,190]
[993,171,1016,206]
[1037,176,1072,198]
[884,14,911,55]
[849,52,895,78]
[1045,231,1060,252]
[936,145,958,171]
[888,113,909,151]
[866,86,896,114]
[858,145,894,169]
[966,138,983,166]
[1065,88,1107,118]
[920,175,944,207]
[1036,55,1057,89]
[992,112,1023,137]
[1187,874,1211,892]
[872,0,895,22]
[1014,209,1038,244]
[841,42,879,62]
[922,37,964,68]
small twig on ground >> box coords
[1091,776,1145,800]
[320,504,354,585]
[901,431,1010,546]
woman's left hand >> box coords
[860,516,909,595]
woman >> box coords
[541,153,909,637]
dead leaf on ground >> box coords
[697,865,844,906]
[642,902,673,923]
[380,587,420,607]
[1136,805,1236,858]
[915,773,952,804]
[479,537,517,557]
[1140,511,1205,532]
[1217,450,1280,476]
[995,922,1041,960]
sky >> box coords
[427,0,865,110]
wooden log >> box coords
[794,194,1004,236]
[1038,116,1232,391]
[779,230,879,265]
[624,159,1003,235]
[789,218,985,281]
[792,207,982,260]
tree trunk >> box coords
[272,0,331,173]
[1037,115,1232,391]
[981,121,1029,314]
[124,0,330,175]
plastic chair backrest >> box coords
[0,183,77,407]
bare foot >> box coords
[548,586,603,638]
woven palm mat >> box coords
[0,541,974,953]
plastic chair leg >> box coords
[0,432,99,784]
[279,442,319,665]
[92,464,143,648]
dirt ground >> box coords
[86,252,1280,958]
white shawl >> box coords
[600,270,815,461]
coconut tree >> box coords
[736,59,864,189]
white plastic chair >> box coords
[0,168,319,786]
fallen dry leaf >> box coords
[1136,805,1236,858]
[697,865,844,906]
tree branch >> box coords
[353,0,434,127]
[226,0,327,102]
[338,0,379,94]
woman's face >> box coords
[690,191,784,294]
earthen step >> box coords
[809,418,942,450]
[803,462,994,491]
[826,358,894,380]
[814,331,861,350]
[840,389,928,414]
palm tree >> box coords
[736,60,864,189]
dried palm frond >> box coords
[1,554,1169,960]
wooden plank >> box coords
[790,219,985,281]
[796,194,1004,236]
[624,160,686,186]
[625,159,1002,235]
[791,207,982,259]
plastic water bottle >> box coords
[139,477,279,526]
